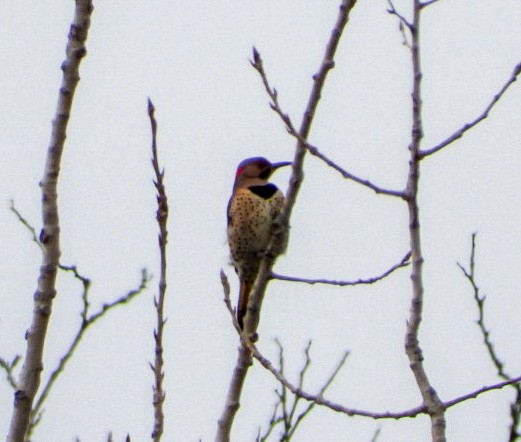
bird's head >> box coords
[234,157,291,185]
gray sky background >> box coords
[1,1,521,441]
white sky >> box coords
[1,1,521,441]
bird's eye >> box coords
[259,169,270,179]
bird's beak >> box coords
[272,161,292,170]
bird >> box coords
[227,157,291,330]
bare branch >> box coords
[245,333,521,420]
[0,356,21,390]
[256,401,281,442]
[87,269,149,322]
[10,200,43,250]
[305,142,406,197]
[216,3,358,441]
[6,2,94,440]
[10,200,112,344]
[420,61,521,158]
[420,0,441,8]
[258,339,349,441]
[458,233,521,440]
[216,271,253,442]
[443,376,521,409]
[148,98,169,442]
[221,278,521,420]
[7,205,145,439]
[287,340,313,432]
[246,0,356,331]
[370,427,382,442]
[10,203,93,302]
[397,19,412,49]
[243,0,358,335]
[386,0,413,30]
[251,46,404,198]
[403,2,446,440]
[25,270,149,438]
[276,339,291,433]
[271,251,410,287]
[457,234,507,377]
[286,347,349,441]
[59,265,92,325]
[220,270,242,334]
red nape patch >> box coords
[235,166,245,178]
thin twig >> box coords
[257,400,282,442]
[10,202,93,298]
[276,339,290,434]
[386,0,413,29]
[25,270,149,438]
[420,62,521,158]
[420,0,441,8]
[443,376,521,409]
[286,340,313,434]
[220,270,242,334]
[6,2,94,440]
[370,427,382,442]
[9,198,144,402]
[251,48,404,199]
[386,0,412,49]
[86,269,149,323]
[271,251,410,287]
[0,356,21,390]
[258,339,349,442]
[148,98,169,442]
[457,234,507,376]
[59,265,92,324]
[458,233,521,440]
[304,142,406,198]
[10,200,43,250]
[397,20,412,49]
[286,347,349,441]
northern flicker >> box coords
[227,157,291,329]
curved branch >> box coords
[458,233,521,439]
[420,61,521,158]
[251,44,404,198]
[271,251,410,287]
[222,270,521,421]
[244,328,521,420]
[303,143,406,197]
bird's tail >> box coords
[237,280,253,329]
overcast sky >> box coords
[1,1,521,441]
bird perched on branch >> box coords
[227,157,291,329]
